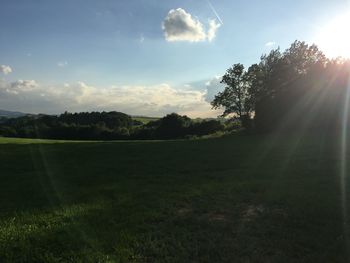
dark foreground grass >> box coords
[0,134,350,262]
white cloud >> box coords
[0,79,222,118]
[139,34,145,43]
[162,8,220,42]
[162,8,206,42]
[207,19,221,42]
[57,61,68,67]
[205,76,224,102]
[0,65,12,75]
[265,41,276,47]
[10,80,39,93]
[0,80,38,95]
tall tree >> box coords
[211,64,252,125]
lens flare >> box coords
[341,74,350,253]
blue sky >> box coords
[0,0,349,116]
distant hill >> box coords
[0,110,29,118]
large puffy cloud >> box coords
[0,65,12,75]
[0,79,222,118]
[162,8,220,42]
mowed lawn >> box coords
[0,134,349,262]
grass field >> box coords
[1,134,350,262]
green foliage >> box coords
[252,41,333,132]
[211,64,253,122]
[212,40,350,133]
[0,112,226,140]
[132,116,160,124]
[0,111,133,140]
[154,113,192,139]
[139,113,225,139]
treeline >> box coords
[0,112,227,140]
[212,40,350,133]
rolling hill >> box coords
[0,109,29,118]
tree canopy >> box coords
[212,40,350,133]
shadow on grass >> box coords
[1,134,350,262]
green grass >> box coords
[0,134,350,262]
[0,137,87,144]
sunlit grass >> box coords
[0,137,83,144]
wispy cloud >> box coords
[57,61,68,68]
[0,65,12,75]
[265,41,276,47]
[206,0,224,25]
[139,34,145,43]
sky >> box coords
[0,0,349,117]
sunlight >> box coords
[316,13,350,58]
[341,78,350,252]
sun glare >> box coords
[316,13,350,58]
